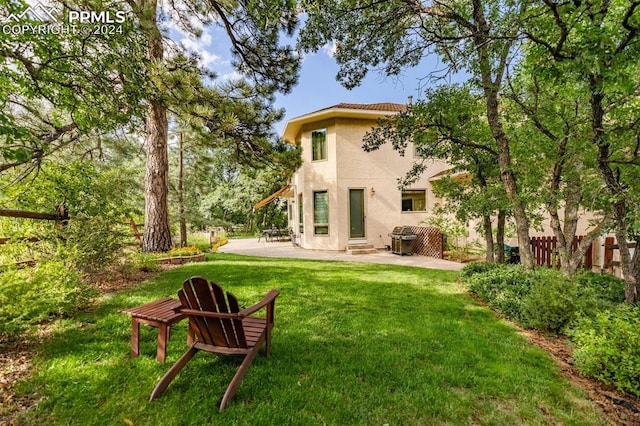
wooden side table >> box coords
[123,297,187,362]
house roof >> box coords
[282,102,407,143]
[313,103,407,113]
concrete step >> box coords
[346,244,378,255]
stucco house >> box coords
[276,102,451,252]
[255,101,622,272]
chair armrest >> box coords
[239,289,279,317]
[179,290,279,319]
[179,309,241,319]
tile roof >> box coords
[314,102,407,113]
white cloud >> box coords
[200,50,221,68]
[322,41,337,57]
[200,32,212,46]
[180,36,221,68]
[220,70,243,81]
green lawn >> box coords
[15,254,606,425]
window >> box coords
[402,190,426,212]
[313,191,329,235]
[298,193,304,234]
[311,129,327,161]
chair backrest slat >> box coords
[179,276,247,349]
[226,292,247,347]
[210,281,237,348]
[179,280,215,345]
[182,277,227,346]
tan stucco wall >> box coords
[289,116,451,251]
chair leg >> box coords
[265,326,272,358]
[219,344,262,410]
[149,346,199,401]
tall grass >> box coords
[14,254,606,425]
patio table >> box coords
[123,297,188,362]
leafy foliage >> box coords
[463,262,635,393]
[574,271,627,317]
[0,0,148,175]
[465,264,533,322]
[165,246,202,257]
[464,264,626,334]
[459,261,505,279]
[0,261,97,342]
[570,305,640,396]
[0,161,141,272]
[521,273,577,334]
[521,0,640,299]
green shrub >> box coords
[127,252,161,272]
[465,264,533,321]
[569,305,640,396]
[0,162,141,273]
[521,269,576,333]
[165,246,201,257]
[459,261,504,278]
[0,261,97,342]
[574,271,626,317]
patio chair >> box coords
[149,276,279,410]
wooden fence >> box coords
[0,207,68,268]
[408,226,443,259]
[603,236,637,271]
[530,235,593,269]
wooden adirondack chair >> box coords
[149,276,279,410]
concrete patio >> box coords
[218,238,464,271]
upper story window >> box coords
[311,129,327,161]
[402,189,427,212]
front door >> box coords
[349,189,365,239]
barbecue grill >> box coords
[388,226,417,255]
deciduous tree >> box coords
[364,84,509,262]
[300,0,536,266]
[522,0,640,302]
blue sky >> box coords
[273,50,446,135]
[167,21,468,136]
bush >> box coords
[166,246,201,257]
[465,264,533,321]
[570,305,640,396]
[0,261,97,342]
[521,270,576,333]
[459,261,504,278]
[574,271,626,317]
[0,162,141,273]
[126,252,161,273]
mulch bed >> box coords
[1,269,639,425]
[519,328,640,425]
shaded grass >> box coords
[15,254,605,425]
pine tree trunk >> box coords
[140,0,172,253]
[143,102,171,252]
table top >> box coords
[122,297,185,324]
